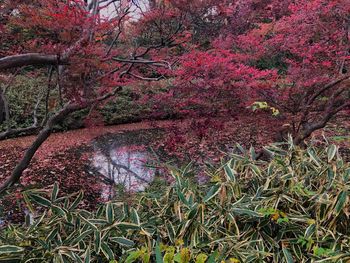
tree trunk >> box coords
[0,88,119,193]
[0,87,9,125]
[0,53,67,71]
[0,93,4,124]
[0,126,40,140]
[0,103,84,193]
[293,114,334,146]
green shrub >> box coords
[100,91,147,125]
[0,140,350,262]
[0,78,152,133]
[0,75,46,132]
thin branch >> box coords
[0,71,19,123]
[333,101,350,113]
[42,66,54,126]
[306,74,350,106]
[106,7,130,56]
[119,63,134,78]
[32,94,43,127]
[127,72,165,81]
[112,58,171,69]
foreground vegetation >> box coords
[0,139,349,262]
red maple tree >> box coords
[0,0,180,191]
[0,0,349,192]
[152,0,349,144]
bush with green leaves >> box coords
[0,75,46,132]
[0,140,349,262]
[0,77,162,134]
[100,89,148,125]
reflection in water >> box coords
[92,145,155,199]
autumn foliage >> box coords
[0,0,349,191]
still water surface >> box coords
[91,142,155,199]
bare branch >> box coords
[127,72,165,81]
[0,54,67,71]
[306,74,350,106]
[112,58,171,69]
[119,63,135,78]
[105,8,130,56]
[334,101,350,113]
[0,126,40,141]
[33,94,43,127]
[41,67,54,126]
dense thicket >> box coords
[1,142,350,262]
[0,0,349,231]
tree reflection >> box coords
[92,144,154,199]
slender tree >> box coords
[0,0,178,192]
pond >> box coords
[0,129,164,226]
[92,145,155,199]
[90,130,163,199]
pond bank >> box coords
[0,119,179,160]
[0,128,166,224]
[0,115,349,224]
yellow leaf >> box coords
[307,219,316,225]
[180,248,191,263]
[271,213,280,221]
